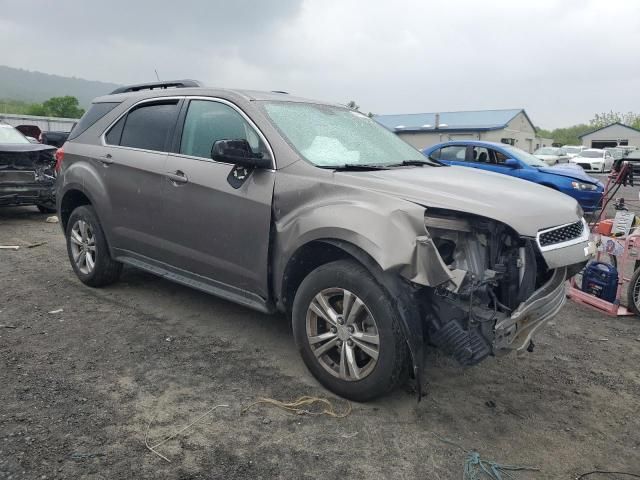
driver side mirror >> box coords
[211,139,272,169]
[503,158,520,168]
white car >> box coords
[569,148,614,173]
[533,147,570,165]
[562,145,587,158]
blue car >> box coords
[422,141,604,212]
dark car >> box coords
[423,141,604,212]
[56,81,592,401]
[40,130,71,148]
[0,122,58,212]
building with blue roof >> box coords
[374,108,549,153]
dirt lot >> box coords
[2,188,640,479]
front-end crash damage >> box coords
[0,144,57,208]
[405,210,587,367]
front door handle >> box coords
[100,153,114,165]
[166,170,188,184]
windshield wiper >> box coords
[318,163,390,171]
[387,159,441,167]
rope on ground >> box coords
[432,432,539,480]
[145,404,229,463]
[577,471,640,479]
[241,396,351,418]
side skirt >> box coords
[112,249,275,314]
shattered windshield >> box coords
[262,102,433,167]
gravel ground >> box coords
[1,178,640,479]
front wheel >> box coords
[292,260,407,401]
[65,205,122,287]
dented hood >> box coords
[337,165,580,237]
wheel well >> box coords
[60,190,91,230]
[280,240,374,313]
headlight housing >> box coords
[571,181,598,191]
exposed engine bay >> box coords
[0,143,57,207]
[421,211,555,366]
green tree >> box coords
[42,96,85,118]
[590,111,640,129]
[345,100,360,111]
[25,103,47,116]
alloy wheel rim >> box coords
[305,288,380,382]
[69,220,96,275]
[633,277,640,311]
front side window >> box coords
[262,102,429,167]
[179,100,268,160]
[109,101,180,152]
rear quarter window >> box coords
[67,102,120,140]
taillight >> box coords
[54,147,64,173]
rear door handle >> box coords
[100,153,114,165]
[166,170,188,184]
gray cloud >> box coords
[1,0,639,128]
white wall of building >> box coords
[396,112,539,152]
[580,124,640,148]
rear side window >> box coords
[434,145,466,161]
[110,101,179,152]
[68,102,120,140]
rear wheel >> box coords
[292,260,407,401]
[65,205,122,287]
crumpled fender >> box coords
[272,177,449,399]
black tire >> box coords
[292,259,407,402]
[626,267,640,316]
[37,204,56,214]
[65,205,122,287]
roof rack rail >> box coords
[109,79,203,95]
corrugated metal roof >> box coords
[374,108,525,132]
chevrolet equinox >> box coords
[56,80,593,401]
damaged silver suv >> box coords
[57,80,592,401]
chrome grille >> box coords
[539,221,584,247]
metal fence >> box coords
[0,113,77,132]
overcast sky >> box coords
[1,0,639,128]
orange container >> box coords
[596,219,614,235]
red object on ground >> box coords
[595,219,614,235]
